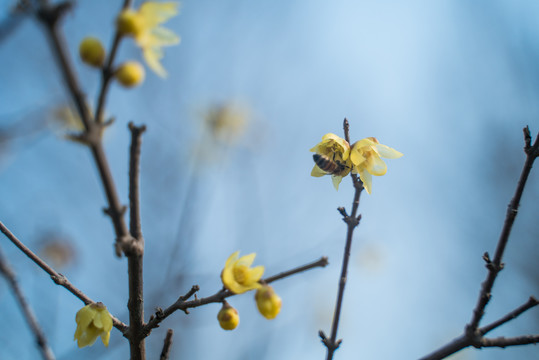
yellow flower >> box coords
[255,285,282,320]
[115,61,145,87]
[79,37,105,67]
[221,251,264,294]
[350,137,403,194]
[310,133,352,190]
[74,303,113,348]
[217,302,240,330]
[117,2,180,78]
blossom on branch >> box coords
[350,137,403,194]
[74,303,113,348]
[217,302,240,330]
[310,133,352,190]
[116,2,180,77]
[221,251,264,294]
[255,284,282,319]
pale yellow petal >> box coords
[249,265,265,282]
[224,251,240,269]
[143,47,168,77]
[350,148,365,167]
[366,153,387,176]
[376,144,403,159]
[332,175,343,190]
[100,331,111,347]
[140,2,179,27]
[359,169,372,194]
[150,27,180,46]
[237,253,256,267]
[311,164,326,177]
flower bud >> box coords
[79,37,105,67]
[217,302,239,330]
[115,61,145,88]
[116,10,144,37]
[255,285,282,320]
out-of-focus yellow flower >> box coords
[79,37,105,67]
[117,2,180,78]
[217,302,240,330]
[74,303,113,348]
[310,133,352,190]
[255,285,282,320]
[221,251,264,294]
[203,104,248,145]
[350,137,403,194]
[115,61,145,87]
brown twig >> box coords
[35,0,133,257]
[159,329,174,360]
[0,220,128,332]
[479,296,539,336]
[419,127,539,360]
[0,245,55,360]
[94,0,133,125]
[320,118,363,360]
[126,122,146,360]
[143,256,328,337]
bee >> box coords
[313,153,348,175]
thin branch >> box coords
[159,329,174,360]
[0,221,128,333]
[94,0,133,125]
[143,256,328,337]
[35,1,133,257]
[466,128,539,334]
[0,245,55,360]
[321,118,363,360]
[126,122,146,360]
[480,296,539,336]
[479,334,539,348]
[420,127,539,360]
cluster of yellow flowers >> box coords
[310,133,403,193]
[78,1,179,87]
[218,251,282,330]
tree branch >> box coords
[0,245,55,360]
[159,329,174,360]
[143,256,328,337]
[126,122,146,360]
[0,220,128,333]
[321,118,363,360]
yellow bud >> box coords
[217,302,239,330]
[255,285,282,320]
[116,10,144,37]
[115,61,145,88]
[79,37,105,67]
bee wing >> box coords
[311,164,327,177]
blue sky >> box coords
[0,0,538,359]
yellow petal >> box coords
[366,153,387,176]
[249,265,265,282]
[237,253,256,267]
[359,169,372,194]
[311,164,326,177]
[100,331,111,347]
[151,27,181,46]
[350,148,366,167]
[332,175,343,190]
[375,143,403,159]
[143,47,168,78]
[224,251,240,269]
[140,2,179,26]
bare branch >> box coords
[143,256,328,337]
[322,118,364,360]
[159,329,174,360]
[480,334,539,348]
[0,245,55,360]
[0,221,128,333]
[480,296,539,335]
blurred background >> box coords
[0,0,538,359]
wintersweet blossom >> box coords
[350,137,403,194]
[221,251,264,294]
[116,2,180,77]
[217,302,240,330]
[310,133,352,190]
[255,285,282,319]
[74,303,113,348]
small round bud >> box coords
[115,61,145,88]
[255,285,282,320]
[116,10,144,37]
[79,37,105,67]
[217,302,239,330]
